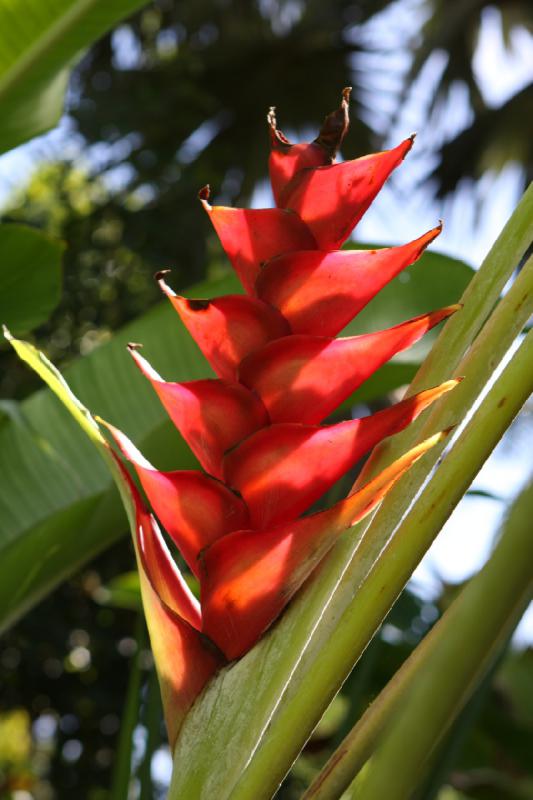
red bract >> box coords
[102,90,459,740]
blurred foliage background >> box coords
[0,0,531,797]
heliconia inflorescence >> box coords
[101,88,460,747]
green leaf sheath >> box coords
[348,478,533,800]
[0,0,149,154]
[303,482,533,800]
[168,330,533,800]
[0,224,64,334]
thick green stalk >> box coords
[303,485,532,800]
[168,329,533,800]
[349,479,533,800]
[224,332,533,800]
[337,252,533,595]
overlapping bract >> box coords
[103,90,459,745]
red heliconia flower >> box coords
[102,90,460,746]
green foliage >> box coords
[0,223,64,334]
[0,0,149,154]
[1,163,160,398]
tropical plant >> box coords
[5,87,533,798]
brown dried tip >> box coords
[437,218,444,231]
[315,87,352,160]
[198,185,211,202]
[127,342,143,351]
[441,425,457,437]
[154,269,171,282]
[267,105,291,149]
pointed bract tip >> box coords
[419,224,443,249]
[154,269,171,281]
[127,342,143,351]
[436,377,462,393]
[155,271,176,298]
[401,133,416,157]
[315,87,351,159]
[127,345,163,382]
[198,185,212,209]
[441,425,457,437]
[95,415,120,439]
[2,324,12,340]
[437,218,444,230]
[268,106,291,148]
[446,303,463,314]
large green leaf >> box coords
[0,249,472,632]
[0,223,64,334]
[0,0,149,154]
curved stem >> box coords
[303,482,533,800]
[348,478,533,800]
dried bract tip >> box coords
[198,185,212,208]
[154,269,171,281]
[127,342,143,351]
[441,425,457,437]
[315,88,351,160]
[156,271,176,298]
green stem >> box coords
[138,666,162,800]
[334,253,533,600]
[349,479,533,800]
[409,182,533,393]
[217,332,533,800]
[302,504,524,800]
[110,614,146,799]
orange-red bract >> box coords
[106,450,223,747]
[201,431,450,659]
[238,306,459,424]
[255,226,442,336]
[100,89,459,739]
